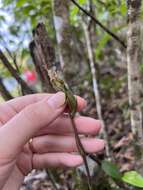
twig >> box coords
[82,21,110,158]
[0,77,14,100]
[69,115,92,190]
[0,50,35,94]
[0,35,20,73]
[4,47,25,95]
[70,0,127,48]
[89,154,102,166]
[46,170,59,190]
[5,47,20,73]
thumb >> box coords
[0,92,65,157]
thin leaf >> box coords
[102,160,122,180]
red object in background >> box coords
[25,70,36,82]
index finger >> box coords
[0,93,86,125]
[7,94,86,112]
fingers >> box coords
[0,94,86,124]
[7,94,86,113]
[33,153,83,169]
[76,95,87,111]
[31,135,105,154]
[0,92,66,157]
[36,116,101,136]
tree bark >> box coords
[29,23,55,93]
[127,0,143,173]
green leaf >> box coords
[101,160,122,180]
[122,171,143,188]
[21,48,29,59]
[22,5,35,16]
[120,0,126,16]
[16,0,26,7]
[71,6,79,18]
[78,0,87,5]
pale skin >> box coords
[0,92,105,190]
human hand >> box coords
[0,92,104,190]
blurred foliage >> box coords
[0,0,127,47]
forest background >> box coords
[0,0,143,190]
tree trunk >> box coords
[127,0,143,173]
[52,0,82,84]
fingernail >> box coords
[48,92,65,109]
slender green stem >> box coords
[48,69,92,189]
[69,114,92,190]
